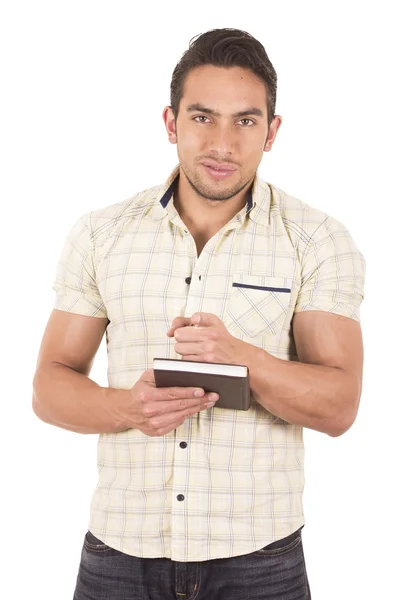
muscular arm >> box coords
[32,309,130,434]
[244,311,363,437]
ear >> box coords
[264,115,282,152]
[162,106,177,144]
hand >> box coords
[167,312,243,364]
[128,369,219,437]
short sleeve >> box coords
[294,216,366,322]
[52,213,108,318]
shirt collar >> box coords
[147,164,271,226]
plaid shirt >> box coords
[53,165,365,561]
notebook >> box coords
[153,358,251,410]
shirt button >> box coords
[177,494,185,501]
[185,277,191,284]
[179,441,187,449]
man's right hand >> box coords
[127,369,219,436]
[32,310,219,436]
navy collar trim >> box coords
[160,175,179,208]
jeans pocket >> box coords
[83,530,113,553]
[253,528,303,556]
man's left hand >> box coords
[167,312,244,364]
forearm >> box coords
[240,343,359,436]
[32,363,131,434]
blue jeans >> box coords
[73,526,311,599]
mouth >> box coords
[201,161,237,180]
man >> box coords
[32,28,365,599]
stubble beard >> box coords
[181,163,252,202]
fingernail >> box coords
[209,393,219,401]
[194,389,204,397]
[207,401,216,407]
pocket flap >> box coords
[232,274,293,292]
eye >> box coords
[238,118,255,127]
[193,115,211,123]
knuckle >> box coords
[142,405,156,419]
[151,417,160,431]
[179,398,188,410]
[138,390,147,403]
[166,388,178,400]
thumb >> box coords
[190,312,218,327]
[190,313,201,326]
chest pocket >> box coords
[225,274,293,338]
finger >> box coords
[173,326,209,342]
[180,355,204,362]
[174,342,202,357]
[154,392,219,416]
[154,394,219,435]
[167,317,191,337]
[155,386,206,401]
[190,312,220,328]
[190,313,201,326]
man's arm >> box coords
[168,310,363,437]
[32,309,218,435]
[32,309,131,434]
[245,311,363,437]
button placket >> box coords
[185,257,206,318]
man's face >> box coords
[164,65,280,202]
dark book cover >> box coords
[153,358,251,410]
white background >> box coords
[1,1,396,598]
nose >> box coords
[207,123,236,157]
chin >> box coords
[195,182,241,201]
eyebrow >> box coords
[186,103,264,119]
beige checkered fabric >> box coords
[53,165,365,561]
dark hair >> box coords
[170,28,277,128]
